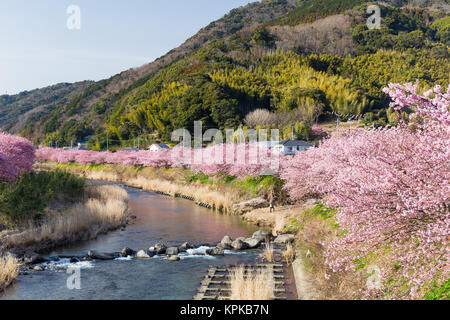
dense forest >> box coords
[0,0,449,148]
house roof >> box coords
[279,140,313,147]
[151,143,171,149]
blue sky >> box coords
[0,0,255,94]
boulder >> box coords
[231,239,248,251]
[88,251,115,261]
[274,234,295,244]
[154,243,167,255]
[231,198,269,215]
[33,266,44,271]
[220,236,233,247]
[180,242,194,250]
[135,250,151,259]
[244,238,261,249]
[0,224,7,232]
[206,248,225,256]
[167,256,180,261]
[70,257,80,263]
[24,252,46,265]
[166,247,179,256]
[252,230,274,242]
[120,247,135,257]
[217,243,232,250]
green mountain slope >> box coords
[0,0,448,148]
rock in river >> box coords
[220,235,233,247]
[24,252,46,265]
[206,248,225,256]
[135,250,151,259]
[244,238,261,249]
[252,230,274,242]
[231,239,248,251]
[154,243,167,255]
[274,234,295,244]
[167,256,180,261]
[166,247,179,256]
[88,251,116,260]
[120,247,135,257]
[180,242,194,250]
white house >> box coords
[272,140,313,155]
[150,143,171,152]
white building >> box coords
[267,140,313,155]
[149,143,171,152]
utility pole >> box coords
[71,139,73,149]
[138,137,140,149]
[106,133,109,151]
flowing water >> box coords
[1,184,259,300]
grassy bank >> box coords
[0,256,20,292]
[36,162,284,213]
[1,184,129,253]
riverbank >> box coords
[1,184,130,255]
[35,162,282,214]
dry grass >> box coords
[3,185,129,250]
[282,244,295,265]
[38,163,239,213]
[85,170,119,182]
[0,256,20,291]
[273,214,287,236]
[260,242,274,263]
[228,266,275,300]
[127,176,236,212]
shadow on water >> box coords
[2,184,259,300]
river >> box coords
[1,184,259,300]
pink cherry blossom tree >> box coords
[0,130,35,178]
[280,83,449,299]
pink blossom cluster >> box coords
[281,83,450,298]
[383,82,450,125]
[36,148,173,168]
[36,143,278,179]
[0,130,35,183]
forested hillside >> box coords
[0,0,448,148]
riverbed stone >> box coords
[244,238,262,249]
[24,252,46,265]
[274,234,295,244]
[217,242,232,250]
[33,266,44,271]
[231,239,248,251]
[252,230,274,242]
[88,251,115,260]
[180,242,194,250]
[206,248,225,256]
[166,247,179,256]
[135,250,151,259]
[167,256,180,261]
[220,236,233,247]
[120,247,135,257]
[154,243,167,255]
